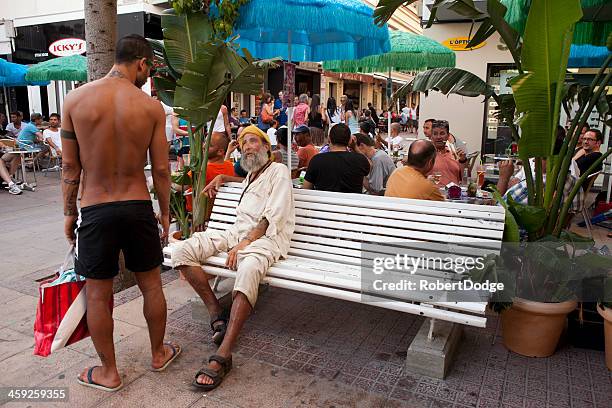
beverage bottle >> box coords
[462,167,469,185]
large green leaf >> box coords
[374,0,483,27]
[153,76,177,107]
[492,189,520,242]
[467,0,522,69]
[408,67,494,98]
[506,198,546,234]
[510,0,582,158]
[174,42,272,126]
[161,12,213,75]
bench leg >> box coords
[405,318,463,379]
[427,319,436,341]
[212,276,222,292]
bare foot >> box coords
[152,342,181,370]
[78,366,121,388]
[195,354,230,385]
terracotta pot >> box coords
[168,230,184,243]
[597,305,612,370]
[501,298,577,357]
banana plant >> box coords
[384,0,612,242]
[150,9,278,236]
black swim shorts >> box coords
[75,200,163,279]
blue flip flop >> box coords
[151,342,182,372]
[77,366,123,392]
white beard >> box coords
[241,149,269,173]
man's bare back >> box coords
[62,76,167,207]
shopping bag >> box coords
[34,247,89,357]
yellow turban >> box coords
[238,125,271,151]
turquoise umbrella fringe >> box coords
[236,0,390,43]
[322,31,455,73]
[25,55,88,82]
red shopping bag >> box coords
[33,275,89,357]
[34,247,90,357]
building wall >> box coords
[0,0,162,26]
[361,0,422,34]
[418,22,514,153]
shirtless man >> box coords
[61,34,179,392]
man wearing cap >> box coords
[293,124,317,168]
[172,125,295,391]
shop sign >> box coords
[298,61,320,71]
[442,37,485,51]
[49,38,86,57]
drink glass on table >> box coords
[476,165,485,187]
[432,172,442,185]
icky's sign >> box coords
[49,38,86,57]
[442,37,485,51]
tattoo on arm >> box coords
[61,129,77,140]
[246,218,270,242]
[63,177,80,216]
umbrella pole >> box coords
[3,87,9,119]
[287,30,292,172]
[387,68,392,157]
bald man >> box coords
[204,132,235,186]
[385,139,444,201]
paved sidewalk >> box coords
[0,175,610,408]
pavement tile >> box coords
[0,287,24,304]
[206,359,307,408]
[66,320,144,357]
[0,346,89,387]
[96,372,201,408]
[389,388,432,407]
[429,399,455,408]
[0,294,38,331]
[287,378,389,408]
[0,327,35,361]
[572,399,596,408]
[188,396,241,408]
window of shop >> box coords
[482,63,518,156]
[343,80,361,108]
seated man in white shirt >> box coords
[43,113,62,158]
[376,122,404,152]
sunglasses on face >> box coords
[583,138,598,142]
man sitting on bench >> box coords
[172,125,295,391]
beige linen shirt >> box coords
[228,161,295,259]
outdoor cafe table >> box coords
[3,148,40,186]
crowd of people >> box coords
[0,110,63,195]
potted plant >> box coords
[149,1,278,236]
[375,0,611,357]
[473,233,609,357]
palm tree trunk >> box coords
[84,0,117,81]
[84,0,135,292]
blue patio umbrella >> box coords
[233,0,391,169]
[234,0,391,62]
[568,44,611,68]
[0,58,49,87]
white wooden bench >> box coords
[163,183,505,329]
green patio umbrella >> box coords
[323,30,456,73]
[25,55,87,82]
[323,30,455,151]
[501,0,612,46]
